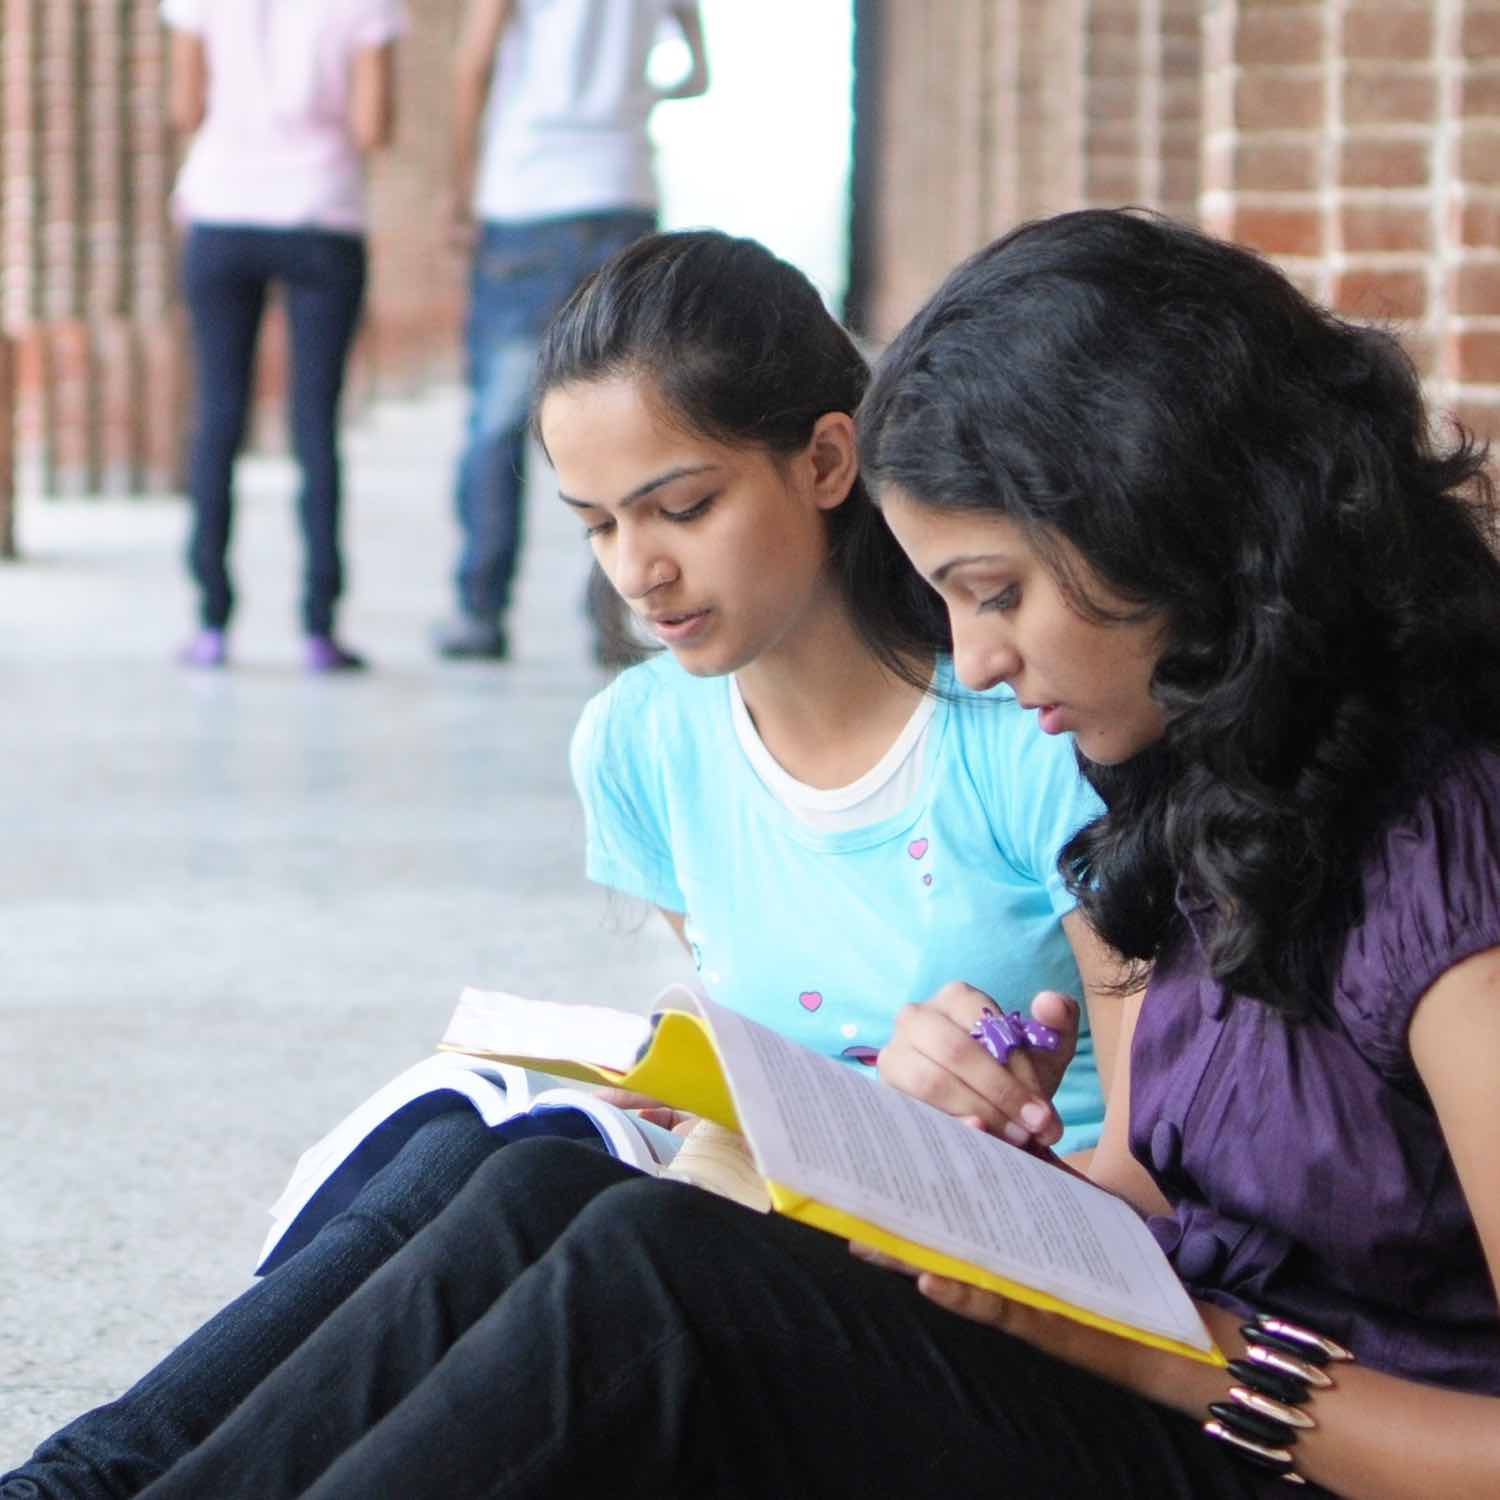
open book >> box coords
[440,983,1225,1367]
[256,1049,768,1277]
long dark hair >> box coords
[533,229,948,683]
[858,208,1500,1017]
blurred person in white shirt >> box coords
[432,0,708,664]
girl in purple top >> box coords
[17,211,1497,1498]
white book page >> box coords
[696,994,1208,1351]
[268,1052,534,1224]
[444,988,654,1072]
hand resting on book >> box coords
[877,983,1079,1151]
[593,1087,699,1135]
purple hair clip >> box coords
[970,1007,1062,1066]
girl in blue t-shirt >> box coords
[1,233,1118,1500]
[535,229,1116,1157]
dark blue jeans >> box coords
[452,209,655,622]
[119,1141,1288,1500]
[0,1109,600,1500]
[182,224,367,636]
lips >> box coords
[645,608,707,627]
[644,607,712,645]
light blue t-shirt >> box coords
[569,654,1107,1151]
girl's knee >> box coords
[464,1133,618,1201]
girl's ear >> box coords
[804,412,860,512]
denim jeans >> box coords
[452,209,656,622]
[123,1140,1287,1500]
[0,1109,604,1500]
[181,225,367,636]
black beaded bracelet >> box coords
[1201,1314,1355,1486]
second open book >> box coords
[441,984,1224,1367]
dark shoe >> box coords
[433,614,508,660]
[305,635,367,673]
[178,628,227,669]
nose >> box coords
[611,523,675,602]
[951,620,1017,694]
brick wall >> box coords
[861,0,1500,444]
[0,0,466,534]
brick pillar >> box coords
[1202,2,1333,303]
[1084,0,1150,206]
[1330,3,1439,370]
[0,337,14,557]
[4,0,47,498]
[41,0,95,494]
[1445,0,1500,437]
[1159,0,1203,221]
[90,0,139,494]
[1014,0,1086,223]
[131,0,185,493]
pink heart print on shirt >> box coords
[907,838,929,859]
[798,990,824,1012]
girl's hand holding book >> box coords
[877,983,1080,1150]
[853,1234,1242,1417]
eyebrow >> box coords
[558,464,721,512]
[931,553,1011,584]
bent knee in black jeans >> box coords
[0,1107,517,1500]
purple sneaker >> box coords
[305,635,367,673]
[178,628,227,669]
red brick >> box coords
[1209,202,1326,258]
[1343,69,1436,127]
[1088,36,1142,78]
[1233,70,1327,131]
[1085,161,1144,203]
[1449,260,1500,317]
[1160,157,1200,212]
[1454,196,1500,249]
[1449,397,1500,447]
[1341,7,1434,62]
[1086,121,1141,159]
[1161,77,1200,124]
[0,336,14,558]
[1086,4,1143,43]
[1329,267,1429,320]
[1456,130,1500,186]
[1448,330,1500,385]
[1339,136,1431,189]
[1087,75,1143,121]
[1236,10,1324,66]
[1401,330,1438,379]
[1206,138,1322,194]
[1461,11,1500,61]
[1340,201,1432,253]
[1461,72,1500,121]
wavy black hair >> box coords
[858,208,1500,1017]
[532,229,948,684]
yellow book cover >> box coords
[439,984,1224,1368]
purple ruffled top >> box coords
[1129,749,1500,1395]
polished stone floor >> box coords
[0,387,684,1459]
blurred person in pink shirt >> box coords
[165,0,407,673]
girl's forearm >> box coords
[1132,1305,1500,1500]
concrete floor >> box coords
[0,387,686,1461]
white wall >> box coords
[649,0,853,312]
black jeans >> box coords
[0,1110,593,1500]
[126,1139,1290,1500]
[182,224,366,636]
